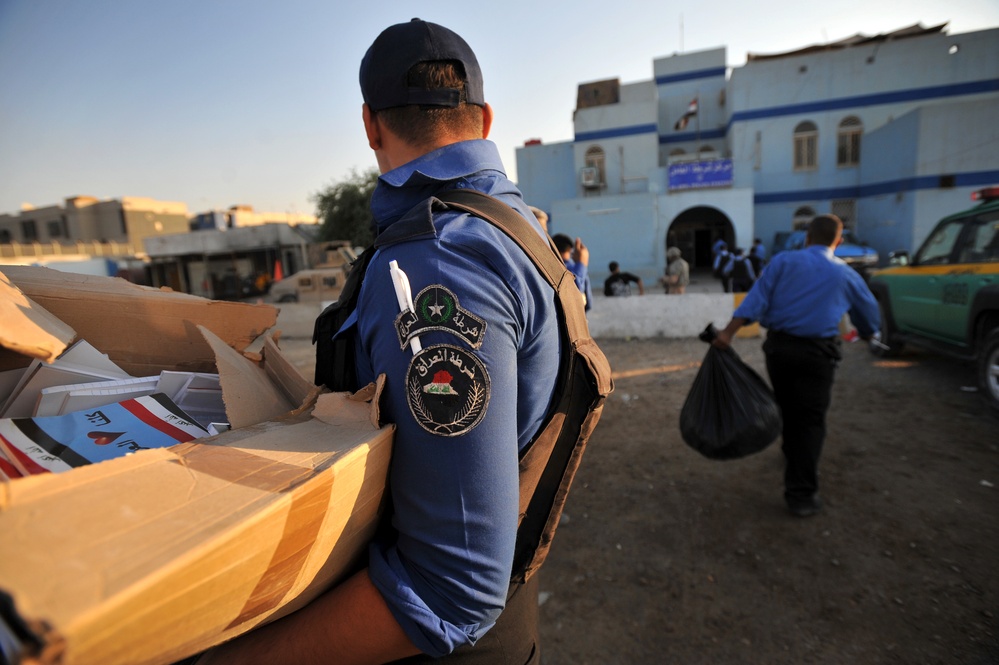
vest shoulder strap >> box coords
[434,189,613,582]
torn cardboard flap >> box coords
[199,326,296,430]
[0,270,75,366]
[312,374,386,431]
[259,334,321,415]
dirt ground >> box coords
[278,333,998,665]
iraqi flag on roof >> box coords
[674,98,698,131]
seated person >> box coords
[604,261,644,296]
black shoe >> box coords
[787,494,822,518]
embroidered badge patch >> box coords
[406,344,490,437]
[395,285,487,350]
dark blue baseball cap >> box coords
[359,18,485,112]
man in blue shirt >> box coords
[722,247,756,293]
[712,215,879,517]
[202,19,558,664]
[712,241,733,293]
[552,233,592,311]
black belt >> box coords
[765,329,842,362]
[767,329,838,344]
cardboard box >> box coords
[0,266,278,377]
[0,268,394,665]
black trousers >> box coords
[389,573,541,665]
[763,331,841,502]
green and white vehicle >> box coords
[868,186,999,413]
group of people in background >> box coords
[547,227,773,303]
[712,237,768,293]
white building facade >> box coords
[516,23,999,286]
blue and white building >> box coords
[515,23,999,285]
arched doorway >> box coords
[666,206,734,269]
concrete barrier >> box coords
[273,292,749,341]
[585,293,738,338]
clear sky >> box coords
[1,0,997,217]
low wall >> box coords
[273,293,747,340]
[585,293,739,338]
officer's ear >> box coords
[481,103,493,139]
[362,104,382,150]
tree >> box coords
[312,168,379,248]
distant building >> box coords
[190,205,316,231]
[0,195,190,249]
[516,23,999,286]
[0,196,321,294]
[144,223,321,300]
[0,196,191,278]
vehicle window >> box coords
[322,276,339,288]
[958,211,999,263]
[915,218,965,265]
[299,276,314,289]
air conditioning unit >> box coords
[580,166,600,189]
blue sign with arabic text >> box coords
[668,159,733,190]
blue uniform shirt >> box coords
[563,257,592,311]
[343,139,560,656]
[733,244,880,338]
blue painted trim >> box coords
[659,128,727,144]
[655,67,727,85]
[574,124,658,142]
[753,170,999,204]
[732,79,999,123]
[574,78,997,144]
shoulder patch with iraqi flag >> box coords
[395,285,487,350]
[406,344,490,437]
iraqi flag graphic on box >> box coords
[0,393,210,475]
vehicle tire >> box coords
[978,328,999,415]
[278,294,298,303]
[871,300,903,357]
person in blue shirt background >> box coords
[722,247,756,293]
[751,237,768,261]
[200,18,558,665]
[712,214,880,518]
[712,241,733,293]
[552,233,592,311]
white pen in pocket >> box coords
[389,260,422,355]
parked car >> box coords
[268,267,349,304]
[867,186,999,413]
[772,228,880,278]
[267,244,360,304]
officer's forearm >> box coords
[198,568,420,665]
[712,317,747,349]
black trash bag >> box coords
[680,325,782,460]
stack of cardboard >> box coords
[0,267,394,665]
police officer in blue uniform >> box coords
[199,18,558,665]
[712,215,879,518]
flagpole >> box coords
[696,89,701,158]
